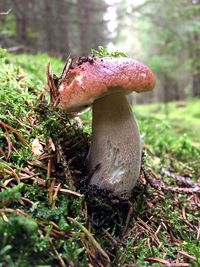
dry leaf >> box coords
[32,138,43,156]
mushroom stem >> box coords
[87,92,141,197]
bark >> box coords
[43,0,56,52]
[192,32,200,97]
[12,0,28,45]
[77,0,91,55]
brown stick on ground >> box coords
[142,167,200,195]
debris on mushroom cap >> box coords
[57,57,156,112]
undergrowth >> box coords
[0,48,199,266]
[134,100,200,142]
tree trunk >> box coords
[77,0,91,55]
[12,0,28,45]
[192,32,200,97]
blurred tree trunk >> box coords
[43,0,56,53]
[12,0,28,45]
[77,0,108,55]
[117,0,199,103]
[1,0,108,57]
[191,32,200,97]
[186,0,200,98]
[55,0,70,57]
[77,0,91,55]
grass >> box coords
[0,48,200,266]
[8,52,64,86]
[134,100,200,143]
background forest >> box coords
[1,0,199,103]
[0,1,200,267]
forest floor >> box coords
[135,100,200,144]
[0,49,199,267]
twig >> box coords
[38,223,67,239]
[58,188,83,197]
[1,212,9,222]
[0,208,29,217]
[18,170,82,197]
[142,167,200,194]
[136,218,167,253]
[0,120,28,144]
[197,221,200,240]
[102,229,118,247]
[4,166,21,184]
[56,139,75,189]
[68,217,110,263]
[48,179,55,203]
[7,45,26,53]
[0,147,6,159]
[0,9,11,15]
[146,257,190,267]
[47,158,52,179]
[5,125,12,159]
[21,197,34,205]
[164,170,200,189]
[52,183,61,208]
[122,201,133,237]
[82,239,97,265]
[60,56,72,82]
[46,63,59,105]
[49,239,67,267]
[178,251,196,261]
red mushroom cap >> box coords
[58,57,156,112]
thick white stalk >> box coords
[87,92,141,197]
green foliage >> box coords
[0,183,25,207]
[0,48,8,61]
[131,0,200,99]
[149,54,178,77]
[91,45,128,58]
[136,114,200,179]
[9,53,64,87]
[0,214,52,267]
[0,160,11,173]
[0,14,16,38]
[138,115,200,161]
[0,50,35,165]
[135,100,200,142]
[181,241,200,267]
[0,64,33,117]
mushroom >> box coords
[48,57,156,197]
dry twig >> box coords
[68,217,110,264]
[142,167,200,194]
